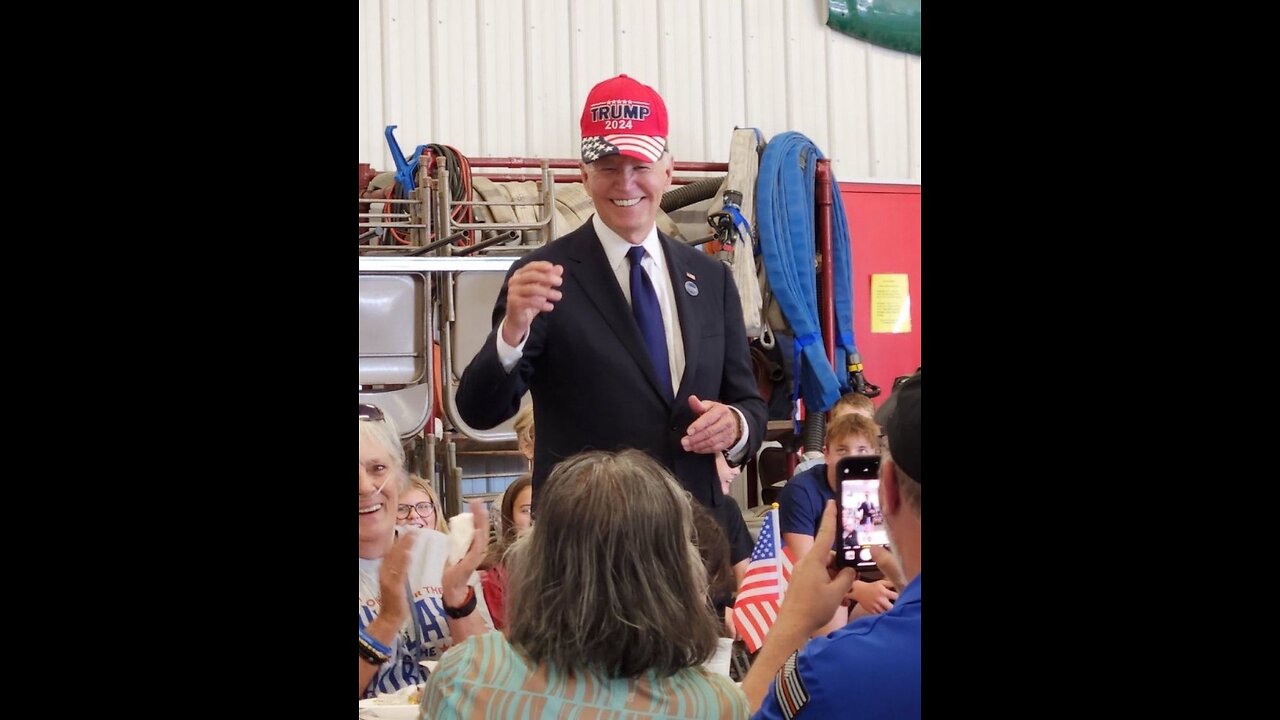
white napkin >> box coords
[447,512,475,564]
[702,637,734,677]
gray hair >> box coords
[504,449,720,677]
[886,449,921,516]
[359,410,406,479]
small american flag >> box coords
[733,506,794,653]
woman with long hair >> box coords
[477,473,532,629]
[421,449,747,718]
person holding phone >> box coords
[743,370,921,719]
[777,414,899,634]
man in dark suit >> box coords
[456,74,766,513]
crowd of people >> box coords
[358,73,921,719]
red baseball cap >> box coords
[579,74,669,164]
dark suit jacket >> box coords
[455,219,767,509]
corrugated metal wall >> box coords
[359,0,920,183]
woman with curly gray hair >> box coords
[420,449,748,718]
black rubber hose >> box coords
[427,144,466,202]
[802,413,826,455]
[660,176,727,212]
[454,230,521,256]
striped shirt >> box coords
[421,631,748,719]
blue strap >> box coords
[724,205,752,246]
[757,132,845,419]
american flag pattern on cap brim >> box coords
[581,134,666,163]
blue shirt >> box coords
[778,463,832,538]
[753,575,921,720]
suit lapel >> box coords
[566,223,671,403]
[661,232,701,401]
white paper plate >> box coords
[358,682,424,718]
[357,705,419,720]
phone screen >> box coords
[835,455,888,567]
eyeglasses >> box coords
[396,502,436,520]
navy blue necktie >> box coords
[626,246,672,398]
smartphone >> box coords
[835,455,889,568]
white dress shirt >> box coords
[495,215,749,461]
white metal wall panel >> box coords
[358,0,385,167]
[906,53,922,181]
[434,1,482,154]
[658,0,708,163]
[613,0,660,88]
[377,1,422,160]
[477,0,528,157]
[523,0,573,157]
[358,0,920,183]
[697,0,747,162]
[783,0,829,147]
[866,44,911,179]
[741,0,789,151]
[569,0,616,134]
[824,25,872,178]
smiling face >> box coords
[397,487,437,530]
[580,153,673,244]
[715,451,740,495]
[358,431,400,558]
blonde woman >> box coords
[512,404,535,469]
[397,474,449,533]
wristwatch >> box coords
[443,586,478,619]
[721,410,747,468]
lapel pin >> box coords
[684,280,699,297]
[686,272,696,280]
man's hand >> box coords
[501,262,564,346]
[682,395,741,454]
[778,500,860,633]
[741,500,857,711]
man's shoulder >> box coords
[785,621,921,716]
[780,466,821,497]
[778,469,826,521]
[520,221,596,264]
[791,463,827,488]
